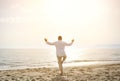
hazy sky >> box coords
[0,0,120,48]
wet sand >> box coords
[0,64,120,81]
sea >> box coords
[0,47,120,70]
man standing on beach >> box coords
[44,36,74,75]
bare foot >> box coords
[60,73,63,76]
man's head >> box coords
[58,36,62,40]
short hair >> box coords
[58,36,62,40]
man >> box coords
[44,36,74,75]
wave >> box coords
[66,60,120,63]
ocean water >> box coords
[0,48,120,70]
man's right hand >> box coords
[72,39,74,42]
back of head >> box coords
[58,36,62,40]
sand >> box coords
[0,64,120,81]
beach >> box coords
[0,64,120,81]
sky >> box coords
[0,0,120,48]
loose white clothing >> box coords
[46,40,73,56]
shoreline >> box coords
[0,60,120,70]
[0,64,120,81]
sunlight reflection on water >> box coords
[0,48,120,70]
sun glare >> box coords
[43,0,101,24]
[1,0,119,48]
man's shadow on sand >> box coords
[51,75,68,81]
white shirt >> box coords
[46,40,73,56]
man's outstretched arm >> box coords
[65,39,74,46]
[44,38,55,45]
